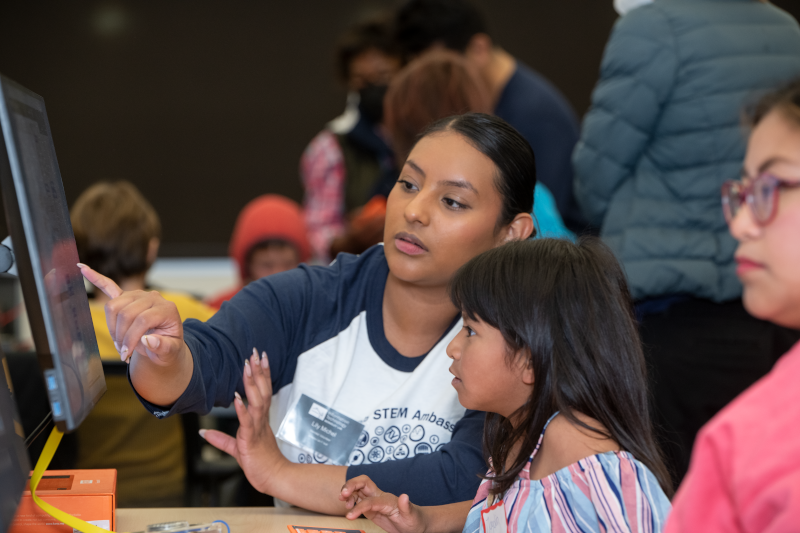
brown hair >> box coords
[71,181,161,284]
[747,77,800,127]
[384,50,492,161]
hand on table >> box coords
[200,347,287,494]
[340,476,427,533]
[78,263,186,365]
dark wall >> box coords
[0,1,797,255]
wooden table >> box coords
[116,508,383,533]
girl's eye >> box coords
[443,197,467,210]
[463,325,475,337]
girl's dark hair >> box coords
[448,237,673,497]
[412,112,535,229]
[745,76,800,128]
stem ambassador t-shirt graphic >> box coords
[271,306,465,468]
[294,406,458,465]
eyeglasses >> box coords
[721,174,800,226]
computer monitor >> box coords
[0,352,29,533]
[0,74,105,435]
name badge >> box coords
[276,394,365,466]
[480,499,507,533]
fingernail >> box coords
[143,335,159,349]
[77,263,87,269]
[252,347,258,358]
[234,391,242,403]
[198,429,206,440]
[244,359,251,377]
[261,351,269,369]
[120,345,128,361]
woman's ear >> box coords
[499,213,535,244]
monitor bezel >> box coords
[0,75,105,432]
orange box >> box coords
[9,470,116,533]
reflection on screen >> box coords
[2,80,104,429]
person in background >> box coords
[572,0,800,488]
[207,195,311,310]
[70,180,216,507]
[301,14,402,264]
[384,50,573,239]
[394,0,585,233]
[665,79,800,533]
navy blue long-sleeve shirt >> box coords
[131,245,485,505]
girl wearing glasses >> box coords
[665,79,800,531]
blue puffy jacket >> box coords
[573,0,800,302]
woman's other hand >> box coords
[340,475,427,533]
[200,348,286,494]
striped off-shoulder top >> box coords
[463,413,672,533]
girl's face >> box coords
[446,315,534,419]
[729,110,800,329]
[383,131,531,287]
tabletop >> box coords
[116,507,383,533]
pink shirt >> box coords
[300,130,346,264]
[665,340,800,533]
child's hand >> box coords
[340,476,426,533]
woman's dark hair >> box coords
[745,76,800,128]
[412,112,535,229]
[448,237,673,497]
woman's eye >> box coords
[443,197,467,210]
[397,179,417,192]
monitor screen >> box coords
[0,353,29,533]
[0,75,105,433]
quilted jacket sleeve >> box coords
[573,6,679,227]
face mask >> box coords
[358,84,388,125]
[613,0,653,15]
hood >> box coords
[229,194,311,280]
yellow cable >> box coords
[31,426,124,533]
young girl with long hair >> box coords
[340,237,673,531]
[665,79,800,532]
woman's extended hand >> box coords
[200,347,286,494]
[78,263,186,365]
[340,476,427,533]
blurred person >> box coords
[394,0,585,232]
[665,79,800,532]
[573,0,800,487]
[207,195,311,310]
[71,181,215,507]
[301,14,402,263]
[385,50,574,239]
